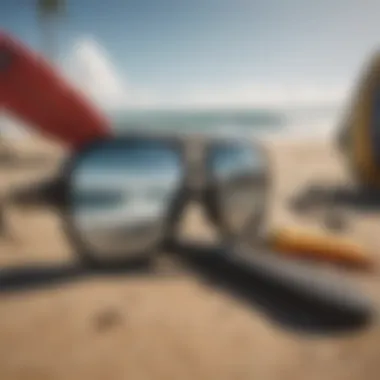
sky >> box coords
[2,0,380,109]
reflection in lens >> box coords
[70,141,182,260]
[211,142,268,239]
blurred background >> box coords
[3,0,380,140]
[1,2,380,380]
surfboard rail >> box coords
[0,31,112,149]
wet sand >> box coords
[0,136,380,380]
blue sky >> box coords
[2,1,380,108]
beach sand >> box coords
[0,135,380,380]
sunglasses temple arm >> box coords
[220,245,373,322]
[7,174,66,208]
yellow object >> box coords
[270,227,373,269]
[338,50,380,188]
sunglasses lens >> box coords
[209,141,269,240]
[69,139,183,262]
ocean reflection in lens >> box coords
[70,141,182,259]
[210,142,268,237]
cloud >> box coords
[62,36,350,111]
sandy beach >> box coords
[0,135,380,380]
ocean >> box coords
[109,106,342,141]
[0,105,343,142]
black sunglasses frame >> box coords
[56,132,271,267]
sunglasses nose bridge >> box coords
[184,137,209,199]
[185,160,208,200]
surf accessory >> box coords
[0,31,111,149]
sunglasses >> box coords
[60,134,270,265]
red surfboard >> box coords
[0,31,112,149]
